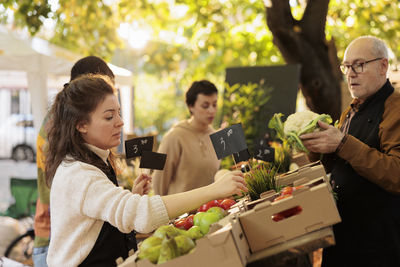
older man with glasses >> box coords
[300,36,400,267]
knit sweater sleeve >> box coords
[152,130,182,195]
[70,162,169,233]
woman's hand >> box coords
[214,169,230,181]
[161,170,247,219]
[210,170,247,198]
[131,174,152,195]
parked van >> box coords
[0,114,36,162]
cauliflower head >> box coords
[284,110,319,135]
[268,111,333,154]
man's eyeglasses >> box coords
[340,57,383,75]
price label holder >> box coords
[209,123,247,159]
[233,148,251,163]
[253,144,275,162]
[125,136,154,159]
[139,151,167,171]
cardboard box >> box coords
[276,161,328,187]
[290,152,310,167]
[118,217,250,267]
[238,177,341,253]
[247,226,335,265]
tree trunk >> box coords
[265,0,342,121]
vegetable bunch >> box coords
[269,140,291,173]
[268,111,333,153]
[244,162,279,201]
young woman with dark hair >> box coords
[152,80,221,196]
[33,56,118,267]
[45,75,246,266]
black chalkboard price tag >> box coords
[209,128,232,159]
[209,123,248,159]
[229,124,247,154]
[253,145,275,162]
[255,137,269,147]
[125,136,154,159]
[233,148,251,163]
[139,151,167,170]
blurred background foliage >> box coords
[218,81,271,169]
[1,0,400,137]
[221,81,272,150]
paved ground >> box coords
[0,159,36,212]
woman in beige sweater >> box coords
[153,80,221,195]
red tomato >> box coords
[272,213,286,222]
[197,200,220,212]
[216,199,224,205]
[174,214,195,230]
[280,186,294,196]
[184,214,194,230]
[272,206,302,222]
[174,218,187,230]
[279,206,303,218]
[293,206,302,215]
[273,194,291,202]
[219,199,236,210]
[294,185,304,191]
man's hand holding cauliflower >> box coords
[300,121,345,154]
[268,110,335,154]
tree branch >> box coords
[265,0,294,33]
[301,0,330,42]
[264,0,342,120]
[266,0,301,61]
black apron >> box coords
[79,157,137,267]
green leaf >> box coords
[297,114,333,136]
[267,113,285,141]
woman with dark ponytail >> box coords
[33,56,119,267]
[45,74,247,266]
[46,76,117,184]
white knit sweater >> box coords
[47,145,169,267]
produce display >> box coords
[243,161,281,201]
[239,172,341,253]
[138,225,200,264]
[269,140,292,173]
[268,111,333,153]
[197,199,236,212]
[137,198,236,265]
[193,206,227,235]
[173,198,236,231]
[122,163,341,267]
[273,185,304,202]
[271,185,304,222]
[173,214,194,230]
